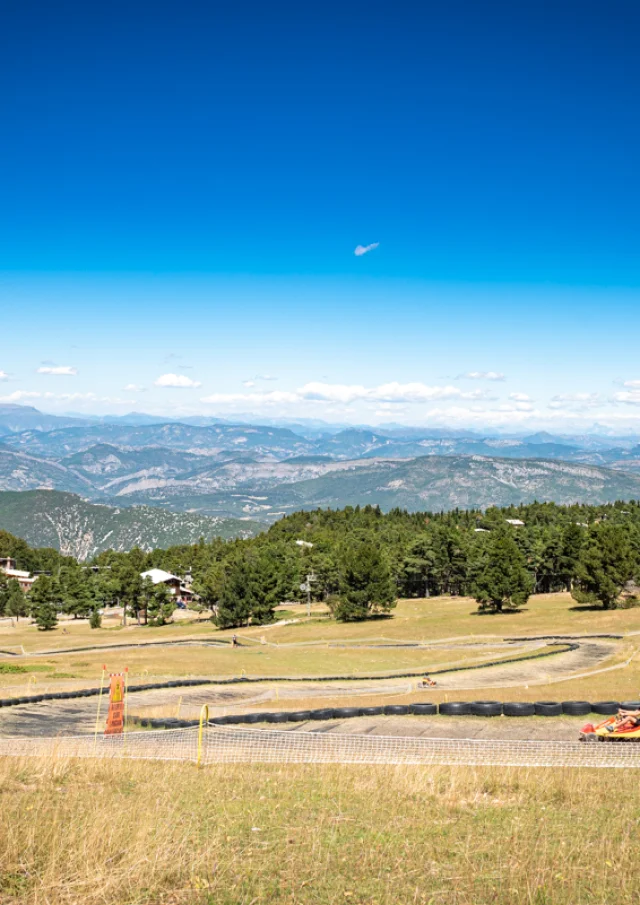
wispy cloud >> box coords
[201,390,298,406]
[201,381,492,408]
[37,365,78,376]
[154,373,202,389]
[460,371,505,381]
[509,392,531,401]
[354,242,379,257]
[0,370,9,382]
[244,375,278,385]
[549,392,600,409]
[0,390,41,403]
[123,384,145,392]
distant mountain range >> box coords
[0,491,260,560]
[3,403,640,551]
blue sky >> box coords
[1,1,640,432]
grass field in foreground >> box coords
[0,754,637,905]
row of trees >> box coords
[2,499,640,628]
[0,559,178,630]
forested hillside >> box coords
[4,500,640,629]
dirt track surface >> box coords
[279,714,592,741]
[434,639,616,689]
[0,635,621,740]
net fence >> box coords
[2,725,640,768]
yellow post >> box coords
[93,665,107,749]
[197,704,209,767]
[176,695,183,718]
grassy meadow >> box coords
[1,754,638,905]
[2,594,640,904]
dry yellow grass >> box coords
[4,592,640,700]
[0,753,637,905]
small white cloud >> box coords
[154,373,202,389]
[37,366,78,376]
[0,370,9,381]
[509,392,531,402]
[461,371,505,381]
[261,375,277,381]
[613,390,640,406]
[550,392,600,409]
[243,380,256,388]
[354,242,379,257]
[623,380,640,389]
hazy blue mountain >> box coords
[106,454,640,521]
[3,421,314,459]
[0,404,92,434]
[0,447,94,494]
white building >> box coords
[0,557,36,593]
[140,569,195,602]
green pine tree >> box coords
[5,579,27,622]
[29,574,59,631]
[147,582,175,625]
[571,522,636,609]
[331,542,397,622]
[473,528,533,613]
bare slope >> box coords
[117,454,640,519]
[0,490,261,559]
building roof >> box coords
[505,519,525,526]
[3,568,34,580]
[140,568,182,585]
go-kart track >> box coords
[2,632,640,767]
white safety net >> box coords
[3,724,640,768]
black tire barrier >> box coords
[310,708,335,720]
[591,701,620,715]
[562,701,592,716]
[97,695,640,732]
[229,713,250,724]
[383,705,409,716]
[410,703,438,715]
[267,712,289,723]
[470,701,503,717]
[439,702,471,716]
[334,707,363,719]
[288,711,312,722]
[244,714,263,724]
[535,701,564,716]
[503,702,536,717]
